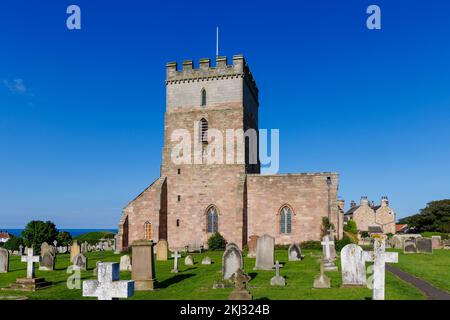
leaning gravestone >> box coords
[288,243,303,261]
[120,255,132,271]
[228,269,252,300]
[41,242,56,257]
[416,238,433,254]
[0,248,9,273]
[247,235,259,258]
[131,240,156,290]
[254,234,274,270]
[39,252,55,271]
[222,243,243,281]
[83,262,134,300]
[70,240,81,262]
[340,244,367,287]
[404,239,417,254]
[72,253,87,271]
[155,240,168,261]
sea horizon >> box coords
[2,228,118,238]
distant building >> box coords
[344,196,396,235]
[395,224,409,234]
[0,231,12,243]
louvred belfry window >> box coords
[144,221,152,240]
[199,118,208,144]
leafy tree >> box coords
[360,231,370,238]
[320,217,335,238]
[335,234,354,251]
[56,231,72,246]
[343,220,357,234]
[399,200,450,233]
[3,235,24,251]
[21,220,59,250]
[207,232,226,250]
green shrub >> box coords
[207,232,226,250]
[344,220,357,234]
[421,231,449,240]
[300,240,322,250]
[360,231,370,238]
[74,231,115,245]
[3,235,24,251]
[335,234,354,251]
[56,231,72,246]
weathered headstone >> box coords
[288,243,303,261]
[431,236,442,250]
[341,244,367,287]
[247,235,259,258]
[171,250,181,273]
[201,256,212,265]
[156,240,168,261]
[81,241,88,254]
[72,253,87,271]
[404,239,417,254]
[39,252,55,271]
[0,248,9,273]
[41,242,57,257]
[321,235,336,261]
[363,238,398,300]
[18,245,24,256]
[416,238,433,254]
[120,255,132,271]
[313,259,331,289]
[270,260,285,286]
[70,240,81,262]
[184,255,194,266]
[114,234,120,254]
[254,234,274,270]
[228,269,252,300]
[83,262,134,300]
[93,260,102,276]
[222,243,243,280]
[131,240,156,290]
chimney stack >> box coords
[381,196,389,207]
[360,196,369,206]
[350,200,356,208]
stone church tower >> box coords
[118,55,342,251]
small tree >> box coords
[56,231,72,246]
[3,235,24,251]
[21,220,59,250]
[344,220,357,234]
[320,217,335,238]
[207,232,226,250]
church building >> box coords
[117,55,342,251]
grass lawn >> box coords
[0,249,425,300]
[389,249,450,293]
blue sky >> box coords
[0,0,449,228]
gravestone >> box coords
[41,242,57,257]
[114,234,120,254]
[247,235,259,258]
[201,256,212,265]
[270,261,285,286]
[120,255,132,271]
[18,245,24,256]
[228,269,252,300]
[341,244,367,287]
[185,255,194,266]
[93,260,102,276]
[70,240,81,262]
[53,240,58,247]
[81,242,88,254]
[416,238,433,254]
[131,240,156,290]
[363,238,398,300]
[444,239,450,250]
[39,252,55,271]
[254,234,274,270]
[72,253,87,271]
[404,239,417,254]
[171,251,181,273]
[431,236,442,250]
[288,243,303,261]
[83,262,134,300]
[222,243,243,280]
[155,240,168,261]
[313,259,331,289]
[321,235,336,261]
[0,248,9,273]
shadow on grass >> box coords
[158,274,195,288]
[248,272,258,280]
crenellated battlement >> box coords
[166,55,258,97]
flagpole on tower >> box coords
[216,26,219,57]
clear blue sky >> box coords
[1,0,449,228]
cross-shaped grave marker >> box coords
[21,247,40,279]
[363,238,398,300]
[82,262,134,300]
[171,250,181,273]
[273,260,283,277]
[321,235,334,260]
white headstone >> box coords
[254,234,274,270]
[21,247,40,279]
[0,248,9,273]
[341,244,367,287]
[120,255,132,271]
[82,262,134,300]
[171,251,181,273]
[222,243,243,280]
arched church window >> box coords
[279,206,292,234]
[199,118,208,144]
[201,88,207,106]
[207,206,218,233]
[144,221,152,240]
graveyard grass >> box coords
[0,249,427,300]
[389,249,450,293]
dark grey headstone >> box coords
[416,238,433,254]
[403,239,417,254]
[39,252,55,270]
